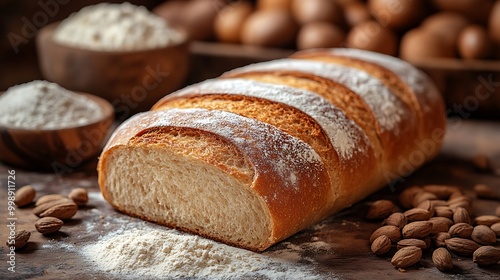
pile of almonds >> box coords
[7,185,89,249]
[368,184,500,271]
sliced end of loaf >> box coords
[98,109,332,251]
[100,128,272,251]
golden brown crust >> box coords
[292,49,446,163]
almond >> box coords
[382,212,407,229]
[399,186,423,209]
[391,246,422,268]
[38,201,78,220]
[434,206,453,219]
[491,222,500,237]
[471,225,497,245]
[402,221,432,239]
[422,185,458,200]
[447,195,471,206]
[397,238,427,250]
[452,207,471,224]
[35,217,64,234]
[6,230,30,249]
[33,198,73,216]
[371,235,392,255]
[412,192,438,208]
[474,215,500,226]
[432,248,454,271]
[404,208,432,222]
[35,194,66,206]
[415,200,435,216]
[445,238,480,256]
[473,184,498,200]
[430,200,449,208]
[432,232,451,247]
[448,201,472,213]
[366,200,396,220]
[14,185,36,207]
[473,246,500,266]
[68,188,89,206]
[448,223,473,238]
[429,217,452,234]
[370,225,402,243]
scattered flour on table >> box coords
[80,227,333,279]
[0,80,103,129]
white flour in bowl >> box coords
[0,80,103,129]
[53,2,184,51]
[80,227,329,279]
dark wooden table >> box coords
[1,119,500,279]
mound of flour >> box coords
[80,227,328,279]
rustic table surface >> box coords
[1,119,499,279]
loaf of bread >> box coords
[98,48,446,251]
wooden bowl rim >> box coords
[39,22,190,55]
[0,90,115,133]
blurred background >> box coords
[1,0,500,118]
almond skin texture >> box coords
[382,212,407,229]
[391,246,422,268]
[33,198,73,216]
[399,186,423,209]
[14,185,36,207]
[452,207,471,224]
[429,217,452,234]
[432,232,451,247]
[471,225,497,245]
[38,201,78,220]
[445,238,480,256]
[371,235,392,255]
[448,195,471,205]
[402,221,432,239]
[449,223,474,238]
[366,200,396,220]
[412,192,438,208]
[434,206,454,219]
[35,217,64,234]
[491,222,500,237]
[432,248,454,272]
[415,200,435,216]
[68,188,89,206]
[474,215,500,226]
[397,238,427,250]
[473,246,500,266]
[370,225,402,243]
[6,230,30,249]
[430,200,449,208]
[404,208,432,222]
[35,194,66,206]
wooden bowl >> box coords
[36,22,190,115]
[0,93,114,171]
